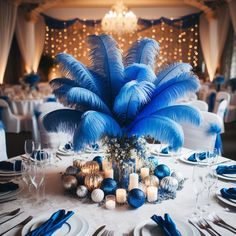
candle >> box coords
[104,169,114,179]
[102,160,112,171]
[105,195,116,209]
[140,167,149,180]
[147,186,158,202]
[129,173,139,190]
[116,188,126,204]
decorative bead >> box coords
[171,171,184,185]
[62,175,78,190]
[100,178,117,195]
[84,173,103,191]
[81,161,100,174]
[127,188,145,208]
[91,189,104,203]
[160,176,178,193]
[143,175,159,187]
[154,164,170,180]
[76,185,88,198]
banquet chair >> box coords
[32,102,64,144]
[0,123,8,160]
[0,98,32,133]
[213,91,231,114]
[181,111,222,151]
[189,100,208,111]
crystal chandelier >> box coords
[101,0,138,35]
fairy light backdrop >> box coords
[43,13,201,79]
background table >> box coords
[1,146,236,236]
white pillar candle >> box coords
[105,195,116,209]
[140,167,149,180]
[147,186,158,202]
[104,169,114,179]
[116,188,126,203]
[102,160,112,171]
[129,173,139,190]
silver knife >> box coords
[92,225,106,236]
[0,211,23,225]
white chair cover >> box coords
[0,127,7,161]
[189,100,209,111]
[181,111,222,151]
[213,91,231,114]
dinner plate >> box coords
[0,184,22,200]
[57,149,74,156]
[215,172,236,181]
[178,155,209,166]
[22,213,89,236]
[133,219,200,236]
[216,190,236,208]
[84,148,105,154]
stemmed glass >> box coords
[24,139,35,160]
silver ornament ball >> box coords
[91,189,105,203]
[160,176,178,193]
[171,171,184,185]
[76,185,88,198]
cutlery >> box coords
[92,225,106,236]
[202,219,222,236]
[0,198,17,204]
[188,219,206,236]
[0,211,23,226]
[196,220,220,236]
[0,215,33,236]
[56,155,62,161]
[0,208,20,219]
[210,214,236,233]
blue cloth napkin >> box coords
[161,147,169,154]
[151,213,182,236]
[0,182,19,192]
[64,142,73,150]
[91,143,99,151]
[216,165,236,175]
[26,210,74,236]
[220,188,236,200]
[0,160,22,171]
[187,152,207,162]
[31,150,49,161]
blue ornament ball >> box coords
[93,156,103,170]
[127,188,145,208]
[100,178,117,195]
[154,164,170,180]
[147,156,158,167]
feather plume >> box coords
[113,80,154,124]
[50,77,78,90]
[87,34,124,99]
[155,62,192,86]
[138,72,200,118]
[124,38,159,70]
[127,115,184,150]
[53,84,71,101]
[43,109,83,133]
[154,105,202,126]
[56,53,100,95]
[124,63,156,83]
[73,111,122,150]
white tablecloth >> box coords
[1,145,236,236]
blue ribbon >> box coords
[207,123,222,153]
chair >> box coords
[189,100,208,111]
[181,111,222,151]
[0,123,7,160]
[32,102,64,144]
[0,99,32,133]
[213,91,231,114]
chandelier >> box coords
[101,1,138,35]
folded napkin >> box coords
[31,150,49,161]
[0,160,22,171]
[64,142,73,151]
[187,152,207,162]
[161,147,169,154]
[0,182,19,193]
[151,213,182,236]
[91,143,99,151]
[26,209,74,236]
[220,188,236,200]
[216,165,236,175]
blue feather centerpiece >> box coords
[24,73,40,88]
[43,34,202,164]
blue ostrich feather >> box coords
[43,109,83,133]
[127,115,184,151]
[50,77,78,89]
[56,53,100,95]
[53,84,71,100]
[73,111,122,151]
[124,38,159,70]
[138,72,200,118]
[113,80,155,124]
[154,105,202,126]
[87,34,124,100]
[214,75,225,84]
[24,73,40,85]
[124,63,156,83]
[155,62,192,86]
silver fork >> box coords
[210,214,236,233]
[0,208,20,219]
[188,219,206,236]
[201,219,222,236]
[196,220,218,236]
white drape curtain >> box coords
[16,10,45,73]
[200,6,230,81]
[0,0,18,84]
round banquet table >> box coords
[9,99,43,116]
[1,145,236,236]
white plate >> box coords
[178,155,209,166]
[22,213,89,236]
[56,149,74,156]
[215,172,236,181]
[216,190,236,208]
[0,170,22,177]
[0,184,22,200]
[133,219,200,236]
[84,148,105,154]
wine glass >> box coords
[24,139,35,160]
